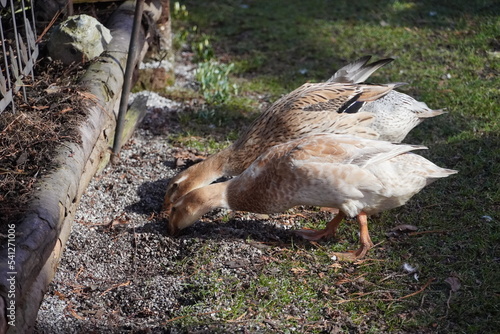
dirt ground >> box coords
[2,1,496,332]
[28,56,242,332]
[33,54,370,333]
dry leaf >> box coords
[110,217,129,227]
[54,290,66,300]
[291,267,308,275]
[328,262,342,270]
[175,158,186,167]
[68,307,85,320]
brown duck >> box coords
[168,134,457,259]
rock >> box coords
[135,63,175,92]
[47,14,112,65]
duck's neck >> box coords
[188,147,234,184]
[186,181,231,223]
[199,181,230,209]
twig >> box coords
[0,168,27,175]
[74,266,84,281]
[66,302,86,320]
[0,113,25,134]
[335,273,367,285]
[36,10,63,43]
[352,289,397,298]
[233,310,249,322]
[420,293,427,308]
[397,277,435,300]
[378,273,406,283]
[100,281,131,296]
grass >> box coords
[163,0,499,332]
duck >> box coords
[168,133,457,259]
[163,56,445,212]
[163,80,399,211]
[328,56,447,143]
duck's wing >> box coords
[286,134,456,201]
[230,82,400,173]
[285,133,425,167]
[278,135,436,209]
[327,56,394,84]
[292,81,401,114]
[234,82,394,146]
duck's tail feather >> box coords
[328,56,395,84]
[417,108,448,119]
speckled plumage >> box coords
[169,134,457,258]
[328,56,446,142]
[359,91,446,142]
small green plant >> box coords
[192,37,215,62]
[171,2,191,49]
[172,1,189,20]
[196,60,238,106]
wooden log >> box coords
[0,1,163,332]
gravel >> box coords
[34,57,300,333]
[34,95,181,333]
[34,52,384,333]
[34,100,299,332]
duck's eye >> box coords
[167,182,178,195]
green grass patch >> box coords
[164,0,500,332]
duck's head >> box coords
[167,182,229,235]
[163,154,228,215]
[163,169,197,213]
[168,194,198,235]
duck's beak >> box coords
[162,200,182,236]
[168,222,180,236]
[162,197,172,216]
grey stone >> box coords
[47,14,112,65]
